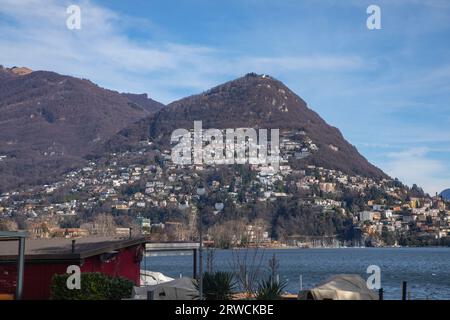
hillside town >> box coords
[1,130,449,248]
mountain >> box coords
[441,189,450,201]
[121,93,164,113]
[108,73,388,180]
[0,65,164,191]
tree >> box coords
[93,213,117,236]
[381,225,396,246]
[231,246,265,296]
[208,219,248,248]
[0,219,18,231]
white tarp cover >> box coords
[140,270,174,286]
[151,277,198,300]
[133,277,198,300]
[298,274,379,300]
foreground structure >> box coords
[0,236,146,299]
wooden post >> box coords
[402,281,407,300]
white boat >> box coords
[140,270,174,286]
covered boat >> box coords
[298,274,379,300]
[133,277,198,300]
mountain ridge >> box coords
[107,73,388,180]
[441,189,450,201]
[0,68,389,191]
[0,65,164,191]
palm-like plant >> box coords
[255,277,286,300]
[195,271,236,300]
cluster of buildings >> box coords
[356,196,450,245]
[1,130,449,247]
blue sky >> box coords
[0,0,449,194]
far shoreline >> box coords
[209,245,450,250]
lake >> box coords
[142,247,450,300]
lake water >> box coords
[142,247,450,300]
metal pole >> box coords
[402,281,407,300]
[299,275,303,291]
[198,206,203,300]
[193,248,197,279]
[16,237,25,300]
[378,288,384,300]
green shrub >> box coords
[196,271,236,300]
[255,277,286,300]
[107,276,135,300]
[51,272,134,300]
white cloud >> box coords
[383,147,450,195]
[236,55,364,73]
[0,0,221,100]
[0,0,365,103]
[1,0,448,195]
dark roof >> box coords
[0,236,146,262]
[0,231,27,240]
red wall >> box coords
[80,245,141,284]
[0,244,142,300]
